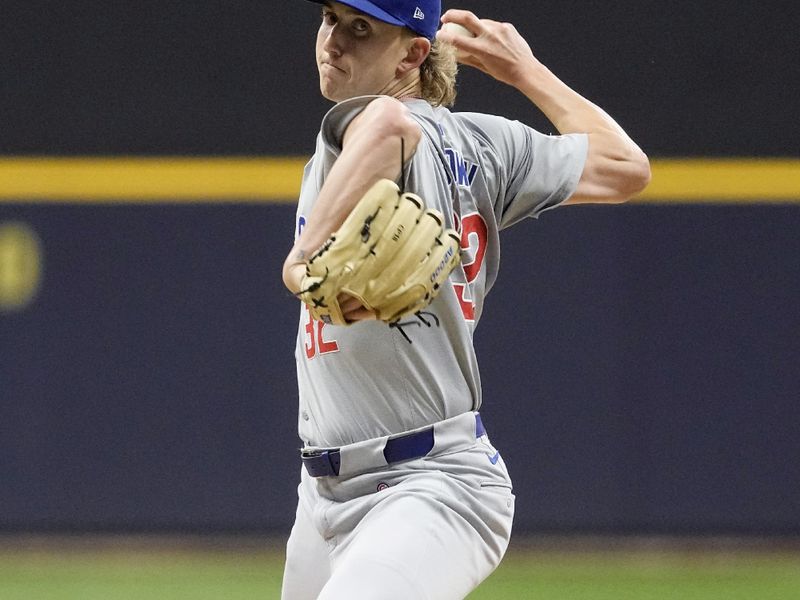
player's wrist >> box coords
[282,257,308,295]
[512,59,553,95]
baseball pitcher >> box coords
[281,1,651,597]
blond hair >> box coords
[419,39,458,107]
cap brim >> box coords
[305,0,406,28]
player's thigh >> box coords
[319,490,503,600]
[281,485,331,600]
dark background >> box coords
[2,1,798,156]
[1,1,798,535]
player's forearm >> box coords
[292,130,413,256]
[282,98,421,293]
[439,9,649,201]
[515,63,651,202]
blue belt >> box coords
[302,413,486,478]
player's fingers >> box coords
[437,25,482,61]
[439,12,509,64]
[457,54,488,72]
[339,293,377,322]
[338,293,363,313]
[437,31,479,58]
[344,306,377,323]
[440,9,483,34]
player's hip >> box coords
[296,439,515,567]
[298,410,513,498]
[300,411,494,477]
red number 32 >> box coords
[453,212,488,322]
[300,212,487,353]
[304,306,339,359]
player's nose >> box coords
[320,25,344,57]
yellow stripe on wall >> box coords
[0,157,798,204]
[637,158,800,203]
[0,157,306,203]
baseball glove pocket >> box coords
[298,179,461,325]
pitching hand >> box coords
[438,10,539,88]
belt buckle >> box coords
[301,448,325,458]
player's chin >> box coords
[319,72,345,101]
[319,82,345,103]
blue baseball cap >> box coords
[307,0,441,40]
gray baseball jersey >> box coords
[294,95,587,448]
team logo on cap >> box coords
[413,7,425,20]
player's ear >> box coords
[396,37,431,77]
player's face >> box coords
[316,2,414,101]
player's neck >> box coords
[379,70,422,101]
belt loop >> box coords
[383,426,435,464]
[475,412,486,438]
[303,449,342,477]
[326,449,342,476]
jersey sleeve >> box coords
[460,113,588,229]
[319,95,381,155]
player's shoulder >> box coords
[322,95,424,150]
[320,96,381,147]
[451,111,521,139]
[324,95,419,124]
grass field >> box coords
[1,537,798,599]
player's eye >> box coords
[321,10,337,26]
[352,18,370,34]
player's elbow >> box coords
[610,150,651,203]
[579,131,651,204]
[627,149,652,197]
[358,96,422,154]
[571,149,651,205]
